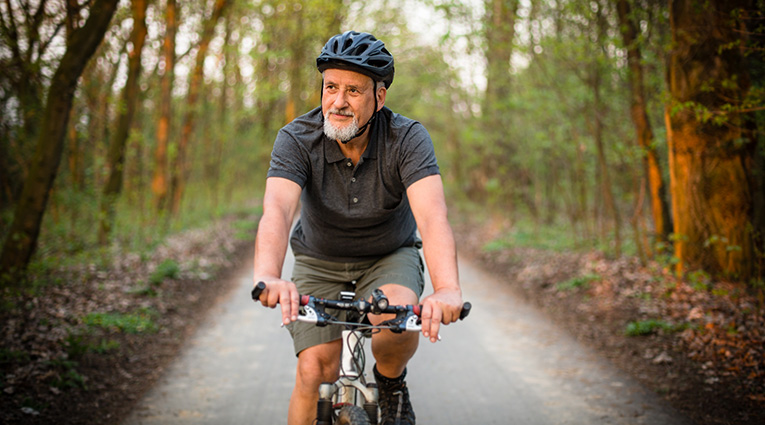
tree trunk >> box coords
[170,0,228,216]
[592,0,621,256]
[482,0,519,208]
[616,0,672,242]
[98,0,149,245]
[666,0,755,278]
[152,0,178,214]
[0,0,120,283]
[592,66,622,256]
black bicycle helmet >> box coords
[317,31,395,88]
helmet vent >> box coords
[316,31,395,88]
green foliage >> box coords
[45,358,87,390]
[687,269,712,291]
[557,274,600,291]
[482,219,598,253]
[625,319,687,337]
[83,309,158,334]
[232,219,258,241]
[0,348,30,365]
[64,333,120,358]
[149,259,180,286]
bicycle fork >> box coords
[316,330,379,424]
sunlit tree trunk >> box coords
[152,0,178,213]
[591,0,621,255]
[285,6,305,124]
[616,0,672,243]
[666,0,754,278]
[482,0,519,210]
[170,0,228,216]
[99,0,149,245]
[208,13,235,212]
[0,0,120,282]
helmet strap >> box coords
[344,78,378,144]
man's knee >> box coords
[295,341,342,389]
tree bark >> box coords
[666,0,755,278]
[170,0,228,215]
[99,0,149,245]
[152,0,177,213]
[482,0,519,208]
[616,0,672,242]
[0,0,120,283]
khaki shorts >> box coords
[287,246,425,356]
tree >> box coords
[665,0,756,278]
[616,0,672,242]
[169,0,228,215]
[481,0,520,209]
[99,0,150,244]
[0,1,60,204]
[151,0,178,213]
[0,0,121,282]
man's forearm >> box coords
[253,212,292,280]
[421,219,460,294]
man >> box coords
[252,30,464,425]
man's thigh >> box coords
[287,247,424,355]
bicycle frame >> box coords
[316,328,378,424]
[251,281,470,425]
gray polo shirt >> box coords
[267,106,439,262]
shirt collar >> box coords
[323,119,379,163]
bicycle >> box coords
[251,281,471,425]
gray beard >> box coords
[323,110,359,143]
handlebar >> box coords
[251,281,471,331]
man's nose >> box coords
[332,90,348,108]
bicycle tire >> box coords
[335,405,371,425]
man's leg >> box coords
[369,283,419,376]
[369,283,419,425]
[288,340,342,425]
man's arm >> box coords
[406,174,463,343]
[253,176,302,325]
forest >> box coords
[1,1,764,423]
[1,0,763,285]
[1,0,764,287]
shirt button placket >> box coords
[347,159,359,207]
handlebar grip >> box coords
[251,281,266,301]
[412,301,472,320]
[459,302,471,320]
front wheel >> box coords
[336,405,371,425]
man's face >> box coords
[321,68,382,143]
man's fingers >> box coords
[428,306,442,343]
[279,286,294,325]
[420,301,443,343]
[290,289,300,323]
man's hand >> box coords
[253,279,301,326]
[419,288,463,343]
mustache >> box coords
[326,108,354,117]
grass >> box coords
[149,259,180,285]
[45,358,87,390]
[8,182,262,292]
[556,274,600,291]
[232,219,258,241]
[482,219,587,252]
[625,319,689,336]
[83,309,158,334]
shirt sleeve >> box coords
[399,122,440,188]
[267,128,310,188]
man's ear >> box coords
[377,86,387,111]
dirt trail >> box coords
[122,249,693,425]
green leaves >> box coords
[83,309,159,334]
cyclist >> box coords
[252,30,464,425]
